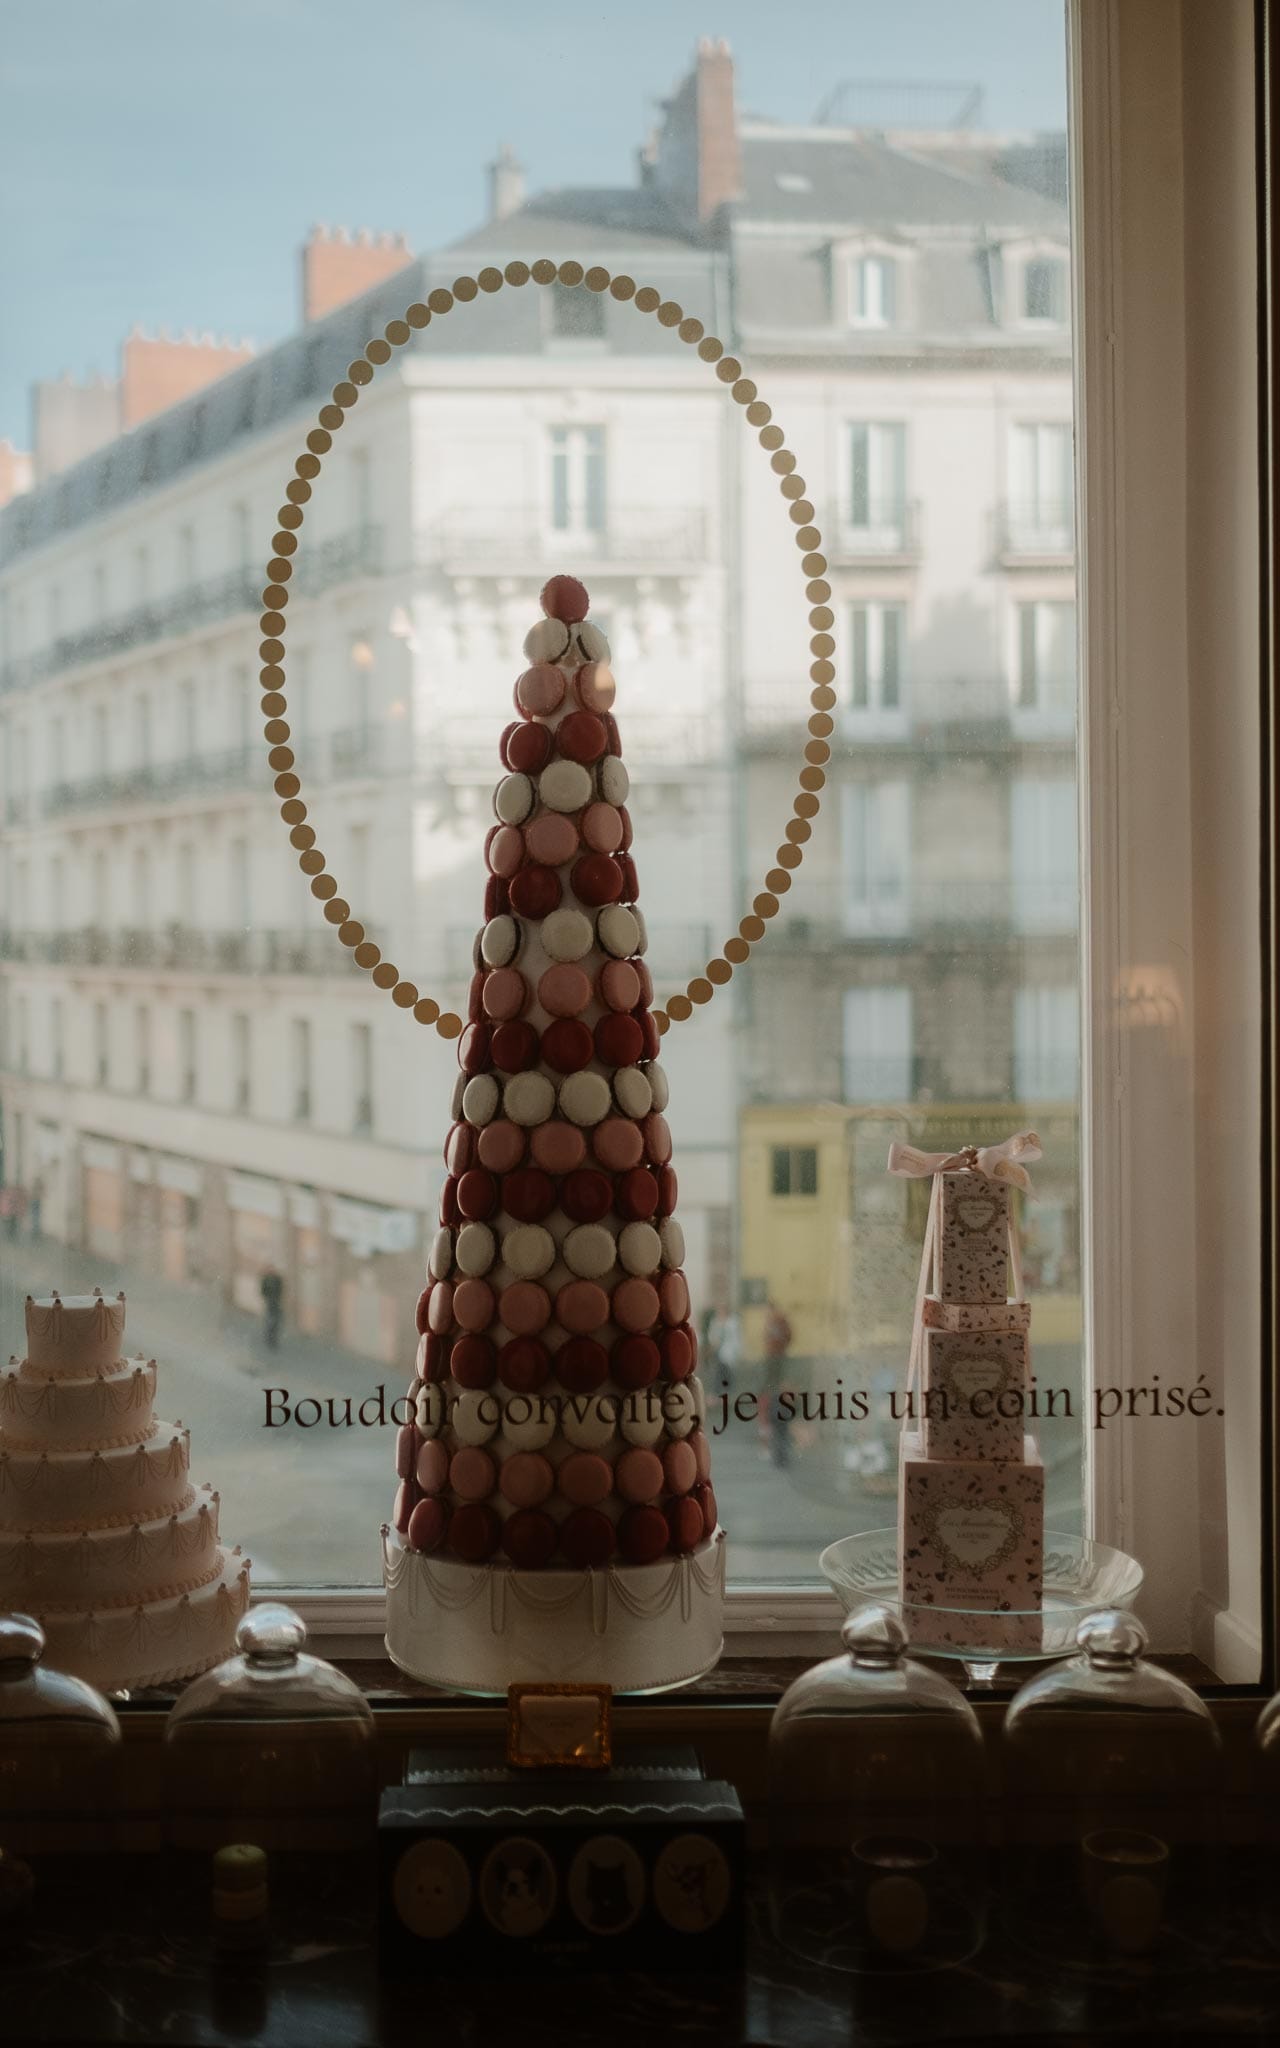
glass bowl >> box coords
[819,1529,1144,1685]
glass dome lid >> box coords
[772,1604,984,1728]
[0,1612,122,1744]
[166,1601,375,1731]
[1004,1611,1219,1728]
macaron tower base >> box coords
[382,576,724,1694]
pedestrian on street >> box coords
[760,1298,794,1469]
[260,1265,284,1350]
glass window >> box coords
[1011,777,1078,931]
[1024,254,1067,322]
[851,252,896,327]
[549,282,606,339]
[842,780,910,933]
[1014,984,1079,1100]
[847,421,907,539]
[549,425,605,535]
[771,1145,819,1196]
[849,601,904,713]
[842,985,913,1102]
[1015,599,1076,716]
[1008,423,1073,550]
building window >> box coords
[51,998,64,1081]
[94,1001,109,1087]
[1015,600,1076,717]
[1007,423,1074,550]
[849,601,904,714]
[842,985,913,1102]
[548,283,606,340]
[179,1010,197,1103]
[1014,985,1080,1101]
[232,1013,250,1114]
[352,1022,373,1134]
[136,1005,150,1094]
[850,253,896,328]
[1011,777,1078,932]
[1023,254,1068,322]
[847,421,908,544]
[549,425,606,535]
[770,1145,818,1197]
[842,780,910,933]
[293,1018,312,1122]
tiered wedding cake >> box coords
[382,574,725,1693]
[0,1289,250,1690]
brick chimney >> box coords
[654,38,741,223]
[487,144,526,222]
[121,329,256,431]
[301,225,414,324]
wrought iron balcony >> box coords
[428,508,708,574]
[996,498,1075,561]
[824,499,921,562]
[0,924,381,977]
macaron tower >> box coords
[381,576,726,1694]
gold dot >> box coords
[365,338,392,364]
[332,380,359,408]
[785,819,812,845]
[271,532,297,557]
[558,260,585,287]
[776,844,803,870]
[795,793,820,819]
[609,274,636,300]
[731,378,757,405]
[781,476,806,501]
[436,1012,463,1039]
[754,893,780,920]
[405,303,431,328]
[725,936,750,963]
[697,335,723,361]
[530,259,557,284]
[280,799,306,824]
[585,266,609,292]
[811,660,836,685]
[323,898,350,924]
[768,869,793,894]
[452,274,479,301]
[309,869,335,895]
[261,608,287,630]
[268,745,294,771]
[261,665,285,688]
[427,289,454,315]
[505,261,531,286]
[811,634,835,659]
[800,767,826,792]
[746,400,771,426]
[771,451,796,475]
[384,319,411,346]
[338,920,364,947]
[372,961,398,989]
[809,606,835,631]
[634,285,661,312]
[806,579,831,603]
[478,267,504,292]
[707,958,732,984]
[788,501,816,526]
[657,299,683,326]
[714,356,741,383]
[298,849,323,876]
[392,981,418,1007]
[318,404,344,431]
[354,941,381,970]
[796,526,821,550]
[811,686,836,712]
[667,993,693,1021]
[739,915,766,942]
[289,823,315,849]
[274,770,300,795]
[808,714,835,740]
[261,692,286,717]
[278,504,303,530]
[678,315,704,343]
[282,484,307,510]
[295,454,321,481]
[262,583,287,609]
[414,996,440,1024]
[760,425,784,450]
[805,740,831,766]
[305,429,331,455]
[655,1010,670,1036]
[802,551,828,576]
[267,562,292,588]
[688,977,714,1004]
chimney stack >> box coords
[487,144,526,222]
[301,225,414,324]
[652,38,741,223]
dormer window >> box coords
[851,254,896,328]
[1023,255,1068,323]
[548,283,605,340]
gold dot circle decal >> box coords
[260,267,828,1037]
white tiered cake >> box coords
[382,574,725,1693]
[0,1290,251,1690]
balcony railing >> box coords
[825,500,921,562]
[0,527,385,695]
[428,509,708,572]
[996,499,1075,560]
[0,925,381,976]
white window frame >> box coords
[849,251,897,329]
[844,420,909,548]
[842,779,912,936]
[547,423,607,543]
[846,598,907,726]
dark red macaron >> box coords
[661,1325,695,1381]
[557,709,607,765]
[406,1497,448,1553]
[484,875,510,920]
[509,864,561,920]
[618,1504,669,1566]
[633,959,654,1005]
[444,1122,475,1175]
[657,1165,678,1217]
[451,1334,497,1389]
[665,1497,704,1553]
[617,805,634,852]
[502,1507,559,1569]
[501,1167,557,1223]
[491,1019,539,1072]
[617,854,639,902]
[458,1023,492,1077]
[692,1481,718,1539]
[560,1168,613,1224]
[440,1177,461,1227]
[506,720,554,775]
[571,854,622,908]
[636,1010,661,1062]
[615,1167,659,1221]
[540,573,590,623]
[613,1334,661,1390]
[555,1335,609,1392]
[457,1168,499,1221]
[415,1286,433,1335]
[541,1017,595,1074]
[419,1333,449,1383]
[498,1336,551,1393]
[558,1507,617,1569]
[448,1503,501,1563]
[467,970,487,1024]
[498,721,521,770]
[595,1012,644,1068]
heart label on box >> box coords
[945,1355,1010,1406]
[925,1499,1020,1574]
[954,1194,1000,1235]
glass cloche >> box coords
[768,1604,987,1972]
[1001,1610,1222,1965]
[163,1602,377,1938]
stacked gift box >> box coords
[897,1156,1045,1653]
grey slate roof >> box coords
[736,124,1068,232]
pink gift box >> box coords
[921,1294,1030,1334]
[935,1170,1011,1304]
[898,1429,1043,1653]
[921,1328,1028,1463]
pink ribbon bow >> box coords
[886,1130,1042,1195]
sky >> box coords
[0,0,1068,448]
